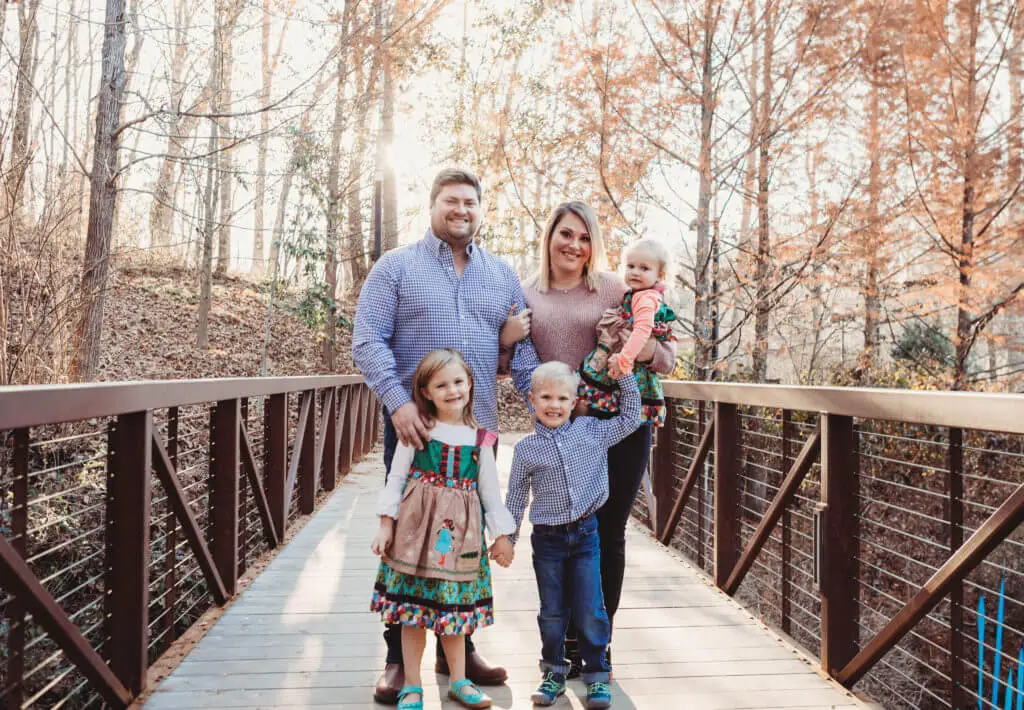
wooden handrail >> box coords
[662,380,1024,435]
[0,374,364,429]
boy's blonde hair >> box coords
[412,349,478,427]
[625,238,671,283]
[531,361,579,393]
[533,201,607,292]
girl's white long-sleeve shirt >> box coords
[377,422,517,539]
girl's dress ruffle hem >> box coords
[370,565,495,634]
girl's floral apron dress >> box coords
[371,429,497,634]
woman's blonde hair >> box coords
[625,238,672,283]
[534,201,607,292]
[412,349,479,427]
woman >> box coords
[511,201,677,673]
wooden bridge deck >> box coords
[144,438,867,710]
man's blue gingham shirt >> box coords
[505,375,642,544]
[352,230,540,431]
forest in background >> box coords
[0,0,1022,391]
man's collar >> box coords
[533,418,573,438]
[424,228,476,259]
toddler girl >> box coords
[578,238,677,427]
[370,348,516,710]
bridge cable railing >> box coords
[0,376,381,709]
[638,382,1024,710]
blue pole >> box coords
[994,577,1007,709]
[1016,648,1023,710]
[1007,671,1016,710]
[979,595,987,710]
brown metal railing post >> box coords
[105,411,153,695]
[713,402,740,588]
[780,409,792,635]
[820,413,859,677]
[323,388,339,491]
[237,399,249,571]
[372,394,381,445]
[352,386,365,459]
[299,390,317,514]
[210,399,241,597]
[948,427,965,708]
[265,393,288,538]
[7,428,29,710]
[338,387,354,477]
[696,401,706,570]
[652,402,676,537]
[360,386,372,456]
[162,408,179,645]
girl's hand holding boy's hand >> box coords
[499,305,531,348]
[489,536,514,568]
[371,517,395,556]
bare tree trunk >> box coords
[1009,3,1023,244]
[252,0,272,275]
[862,32,883,376]
[346,41,377,288]
[197,8,223,349]
[7,0,43,220]
[379,18,398,252]
[70,0,128,381]
[693,0,716,381]
[149,0,195,248]
[752,0,775,382]
[215,0,242,275]
[61,0,75,173]
[954,1,980,390]
[323,0,355,370]
[198,131,218,349]
[739,0,759,258]
[111,0,144,248]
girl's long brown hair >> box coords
[412,348,479,428]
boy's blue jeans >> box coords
[531,513,611,683]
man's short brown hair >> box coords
[429,168,482,206]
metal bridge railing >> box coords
[0,376,381,708]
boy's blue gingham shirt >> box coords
[505,375,642,544]
[352,230,540,431]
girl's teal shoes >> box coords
[397,684,424,710]
[448,678,493,708]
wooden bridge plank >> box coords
[145,441,865,710]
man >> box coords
[353,168,538,704]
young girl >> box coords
[370,349,516,710]
[578,238,677,427]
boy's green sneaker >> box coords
[586,680,612,709]
[530,671,566,706]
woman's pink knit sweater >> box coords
[523,271,676,374]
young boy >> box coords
[490,361,641,709]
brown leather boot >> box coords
[373,663,404,705]
[435,650,508,686]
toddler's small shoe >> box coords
[586,680,612,709]
[530,671,566,706]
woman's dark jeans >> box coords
[598,423,652,625]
